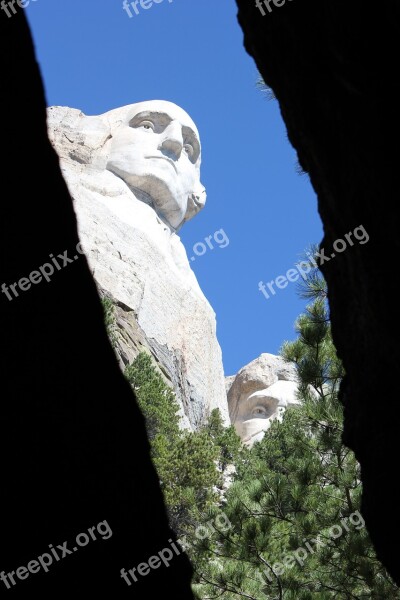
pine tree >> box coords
[124,352,241,545]
[125,351,180,441]
[194,261,399,600]
[101,296,118,348]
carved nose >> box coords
[161,139,182,159]
[160,123,183,160]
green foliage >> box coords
[194,267,399,599]
[104,265,398,598]
[203,408,242,472]
[124,353,242,543]
[125,352,180,441]
[295,247,328,301]
[101,296,118,348]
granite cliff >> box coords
[47,102,229,430]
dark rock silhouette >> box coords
[236,0,400,586]
[0,10,193,597]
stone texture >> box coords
[236,0,400,585]
[47,102,229,430]
[225,375,236,395]
[228,353,299,446]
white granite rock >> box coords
[227,353,299,446]
[47,101,229,430]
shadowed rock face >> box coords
[0,10,193,597]
[236,0,400,585]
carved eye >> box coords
[139,120,154,131]
[251,406,268,418]
[183,143,194,158]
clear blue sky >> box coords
[26,0,323,376]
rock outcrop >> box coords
[47,102,229,430]
[227,353,299,446]
[236,0,400,585]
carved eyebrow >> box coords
[129,111,171,128]
[245,394,278,408]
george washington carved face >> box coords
[106,100,206,230]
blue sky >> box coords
[26,0,323,376]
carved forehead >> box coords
[113,100,200,142]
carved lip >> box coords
[145,155,178,173]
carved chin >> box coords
[187,193,202,216]
[185,189,206,222]
[106,162,204,229]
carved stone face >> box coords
[232,380,299,446]
[106,100,205,230]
